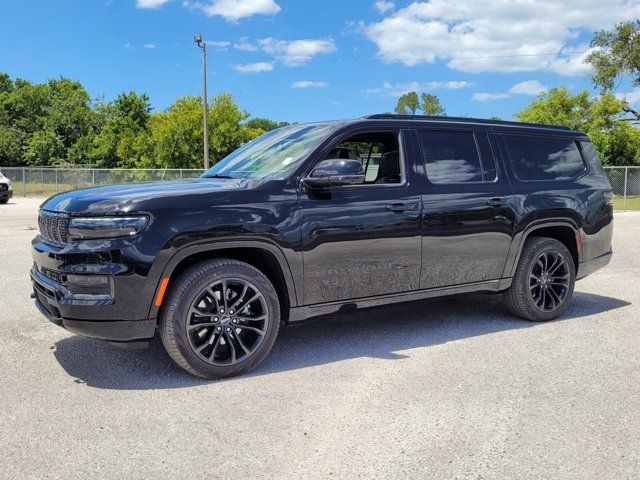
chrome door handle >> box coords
[386,203,417,213]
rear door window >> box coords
[418,130,498,184]
[503,135,586,181]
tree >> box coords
[91,91,152,168]
[516,87,640,165]
[395,92,420,115]
[245,117,289,132]
[421,93,446,116]
[586,21,640,121]
[150,93,260,169]
[394,91,445,116]
[0,75,96,166]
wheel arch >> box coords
[148,240,298,324]
[504,220,581,279]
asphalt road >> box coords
[1,197,638,479]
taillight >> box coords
[603,191,614,206]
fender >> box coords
[146,238,300,320]
[502,218,581,279]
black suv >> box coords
[31,115,613,378]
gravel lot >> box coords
[1,196,638,479]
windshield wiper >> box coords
[202,173,236,179]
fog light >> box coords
[66,274,111,295]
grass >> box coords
[613,196,640,211]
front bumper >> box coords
[31,262,157,342]
[32,287,156,341]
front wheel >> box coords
[159,259,281,379]
[505,237,576,322]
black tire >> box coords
[0,198,8,204]
[159,259,281,379]
[505,236,576,322]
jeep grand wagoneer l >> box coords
[31,115,613,378]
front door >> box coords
[299,128,422,305]
[414,128,516,289]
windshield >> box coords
[202,123,336,180]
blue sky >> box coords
[1,0,639,123]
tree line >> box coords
[0,74,287,169]
[1,21,639,169]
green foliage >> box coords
[395,92,420,115]
[516,87,640,165]
[0,72,275,168]
[245,117,290,132]
[587,21,640,120]
[148,93,261,169]
[394,91,445,116]
[420,93,446,116]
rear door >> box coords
[413,127,516,289]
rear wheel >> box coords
[505,237,575,322]
[159,259,281,379]
[0,198,8,204]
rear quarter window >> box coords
[579,141,606,177]
[503,135,586,181]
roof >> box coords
[361,113,578,134]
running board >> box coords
[288,278,512,322]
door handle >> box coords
[386,203,417,213]
[486,197,508,207]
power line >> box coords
[205,50,589,63]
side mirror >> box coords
[303,159,365,188]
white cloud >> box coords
[365,80,475,96]
[616,89,640,105]
[472,92,511,102]
[136,0,170,8]
[363,0,640,74]
[259,38,336,66]
[291,81,328,89]
[509,80,548,96]
[143,43,156,49]
[373,1,395,14]
[187,0,281,22]
[234,38,257,51]
[473,79,548,101]
[124,43,134,49]
[233,62,274,73]
[206,40,231,48]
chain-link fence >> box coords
[604,166,640,211]
[1,165,639,210]
[0,167,205,198]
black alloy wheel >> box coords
[186,278,268,366]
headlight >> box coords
[68,216,149,240]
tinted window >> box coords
[579,141,605,177]
[418,130,497,184]
[504,135,586,181]
[327,132,400,184]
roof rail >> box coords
[361,114,573,131]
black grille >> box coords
[38,210,69,246]
[0,184,7,191]
[40,266,65,285]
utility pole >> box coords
[194,34,210,170]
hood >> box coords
[40,177,263,215]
